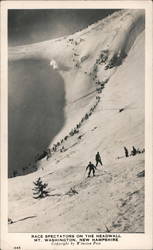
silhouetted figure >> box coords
[22,167,26,173]
[8,218,13,224]
[142,148,145,153]
[95,152,103,166]
[86,162,96,177]
[100,83,104,89]
[46,148,51,160]
[137,170,145,177]
[13,170,18,177]
[73,129,79,134]
[78,135,82,140]
[131,146,137,156]
[124,146,129,157]
[85,114,89,120]
[60,146,65,152]
[137,148,141,154]
[119,108,124,113]
[52,145,57,152]
[96,87,102,94]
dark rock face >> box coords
[8,58,65,177]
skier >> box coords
[95,152,103,166]
[124,146,129,157]
[86,162,97,177]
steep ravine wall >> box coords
[8,59,65,177]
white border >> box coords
[0,1,153,250]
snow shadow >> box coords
[8,58,65,177]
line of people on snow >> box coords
[88,54,109,94]
[11,96,101,178]
[124,146,145,158]
[50,97,100,153]
[34,96,101,163]
[104,51,127,70]
[96,79,108,94]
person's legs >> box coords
[88,169,91,177]
[99,159,103,165]
[93,168,95,176]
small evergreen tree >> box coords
[32,177,49,199]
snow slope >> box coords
[8,9,145,233]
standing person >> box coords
[124,146,129,157]
[95,152,103,166]
[86,162,97,177]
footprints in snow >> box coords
[67,169,113,196]
[109,189,143,232]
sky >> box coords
[8,9,120,46]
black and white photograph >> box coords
[0,1,153,249]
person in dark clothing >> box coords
[124,146,129,157]
[95,152,103,166]
[86,162,96,177]
[131,146,137,156]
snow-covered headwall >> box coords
[8,9,145,177]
